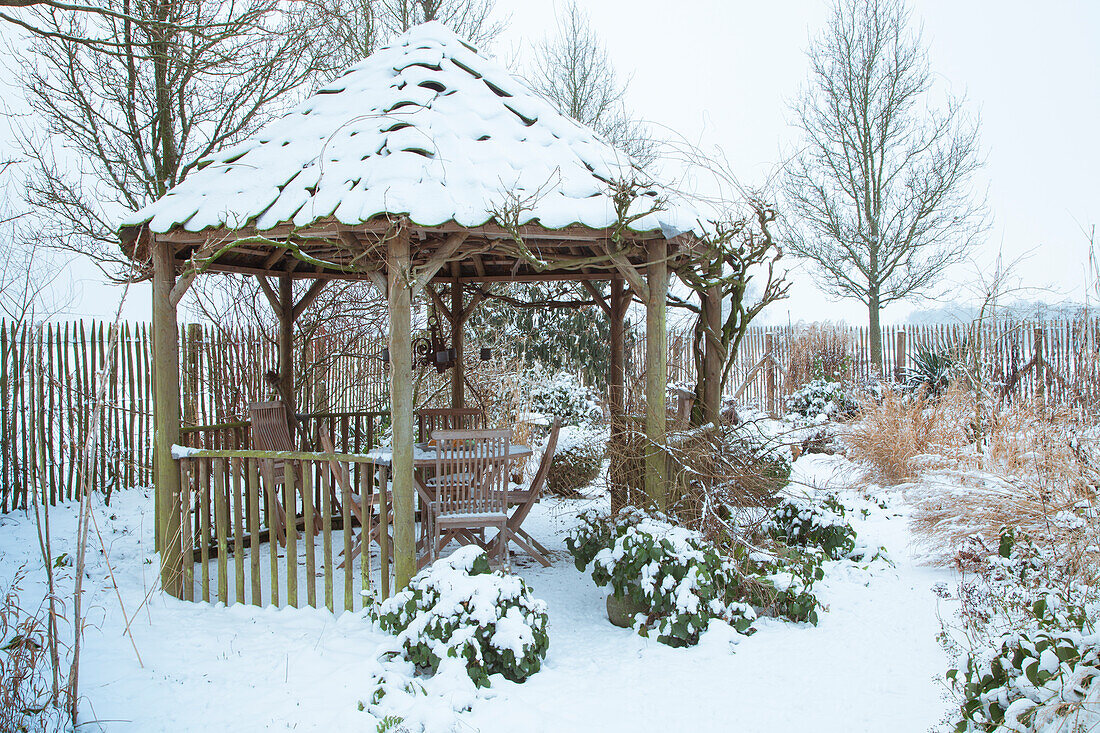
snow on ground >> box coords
[0,454,956,732]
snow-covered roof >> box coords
[121,22,699,238]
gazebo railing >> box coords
[173,448,391,612]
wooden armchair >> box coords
[496,418,561,567]
[426,428,511,566]
[415,408,485,443]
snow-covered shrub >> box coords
[378,547,549,688]
[566,509,756,646]
[784,379,859,422]
[939,525,1100,732]
[949,620,1100,732]
[522,370,602,427]
[766,495,857,560]
[546,424,608,496]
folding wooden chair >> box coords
[496,418,560,567]
[426,428,511,566]
[415,408,485,443]
[249,401,320,543]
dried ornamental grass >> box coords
[785,322,852,389]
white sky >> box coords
[13,0,1100,326]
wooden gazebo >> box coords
[119,22,700,602]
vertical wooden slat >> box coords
[267,465,280,607]
[247,458,262,605]
[179,461,194,602]
[215,458,229,604]
[199,459,211,602]
[342,463,353,611]
[232,457,245,605]
[379,465,390,601]
[285,464,298,608]
[321,460,334,613]
[360,464,371,605]
[302,463,316,608]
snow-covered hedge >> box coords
[378,547,550,688]
[784,379,859,422]
[766,495,857,560]
[567,509,759,647]
[547,424,608,495]
[523,370,602,426]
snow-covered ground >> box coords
[0,453,956,732]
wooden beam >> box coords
[169,269,197,308]
[412,232,468,294]
[255,275,281,314]
[425,284,453,324]
[460,288,487,323]
[387,223,416,589]
[292,280,328,321]
[608,276,627,511]
[606,246,649,301]
[152,235,184,597]
[581,281,611,317]
[645,237,668,510]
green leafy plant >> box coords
[378,547,550,688]
[766,495,857,560]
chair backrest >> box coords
[432,428,510,516]
[249,401,295,452]
[528,418,562,496]
[416,408,485,442]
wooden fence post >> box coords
[1034,326,1045,403]
[895,330,907,382]
[765,333,777,417]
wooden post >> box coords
[387,225,416,588]
[183,323,200,432]
[451,281,464,409]
[278,275,294,435]
[151,234,184,597]
[608,277,627,510]
[765,333,777,418]
[894,330,907,382]
[644,238,668,511]
[702,284,723,426]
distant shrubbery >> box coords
[546,424,607,496]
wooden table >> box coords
[366,441,532,504]
[365,442,533,564]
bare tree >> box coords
[784,0,987,370]
[309,0,504,72]
[9,0,329,281]
[673,199,790,426]
[530,0,654,167]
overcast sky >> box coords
[13,0,1100,326]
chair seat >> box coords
[436,511,507,527]
[425,472,476,487]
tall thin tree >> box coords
[784,0,987,370]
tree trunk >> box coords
[868,288,883,376]
[701,283,723,426]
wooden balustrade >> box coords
[173,448,390,612]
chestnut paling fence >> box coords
[1,316,1098,513]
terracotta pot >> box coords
[605,593,647,628]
